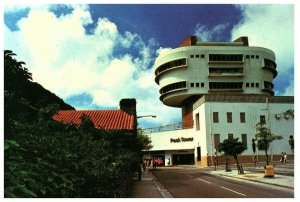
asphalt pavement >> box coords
[128,161,294,198]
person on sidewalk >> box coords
[283,152,288,164]
[280,152,284,163]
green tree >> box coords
[137,128,153,151]
[255,122,283,165]
[284,109,294,119]
[218,138,246,174]
[4,50,32,97]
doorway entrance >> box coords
[172,154,194,165]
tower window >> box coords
[196,83,200,87]
[242,134,247,149]
[201,83,204,87]
[190,55,194,58]
[195,113,200,131]
[246,83,249,87]
[228,133,233,140]
[213,112,219,123]
[240,112,245,123]
[256,55,259,59]
[256,83,259,87]
[251,55,254,58]
[201,54,205,58]
[260,115,266,124]
[209,82,243,89]
[227,112,232,123]
[246,55,250,59]
[251,83,254,87]
[196,54,200,58]
[209,54,243,62]
[190,83,194,87]
[214,134,220,150]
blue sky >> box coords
[4,4,294,128]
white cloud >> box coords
[4,5,181,127]
[231,4,294,96]
[194,23,229,41]
[282,77,294,96]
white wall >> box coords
[199,102,294,156]
[192,103,208,160]
[146,128,195,151]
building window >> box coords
[228,133,233,140]
[240,112,245,123]
[256,55,259,59]
[227,112,232,123]
[190,55,194,58]
[209,54,243,62]
[260,115,266,124]
[201,54,205,58]
[213,112,219,123]
[246,55,250,59]
[190,83,194,87]
[201,83,204,87]
[246,83,249,87]
[209,82,243,90]
[196,82,200,87]
[242,134,247,149]
[209,67,243,74]
[195,113,200,131]
[251,55,254,58]
[251,83,254,87]
[196,54,200,58]
[214,134,220,151]
[256,83,259,87]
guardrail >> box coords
[141,120,194,134]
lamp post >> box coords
[137,115,157,119]
[137,114,156,171]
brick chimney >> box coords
[179,36,198,47]
[233,36,249,46]
[119,98,136,115]
[119,98,137,135]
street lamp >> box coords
[137,115,157,119]
[136,115,156,170]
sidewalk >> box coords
[210,169,294,189]
[128,169,173,198]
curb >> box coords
[212,172,294,189]
[150,171,173,198]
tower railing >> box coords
[141,120,194,134]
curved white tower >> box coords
[154,36,277,127]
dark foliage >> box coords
[4,50,142,197]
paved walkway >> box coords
[210,170,294,189]
[127,169,172,198]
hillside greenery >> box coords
[4,50,143,197]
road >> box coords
[152,168,293,198]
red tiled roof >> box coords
[52,110,134,130]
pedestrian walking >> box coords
[280,152,284,163]
[284,152,288,163]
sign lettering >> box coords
[170,137,193,143]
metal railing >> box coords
[141,120,194,134]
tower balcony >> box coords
[262,58,277,78]
[155,58,188,84]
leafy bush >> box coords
[4,50,141,198]
[5,113,141,197]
